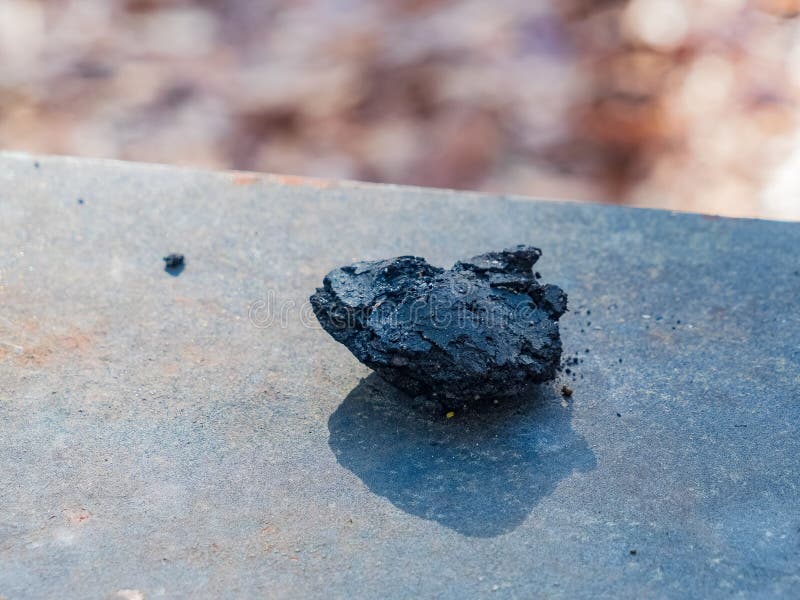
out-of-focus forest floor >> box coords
[2,0,800,219]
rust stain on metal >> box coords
[267,173,333,189]
[3,322,95,368]
[231,172,261,186]
[64,507,92,525]
[229,169,338,190]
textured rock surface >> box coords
[310,246,567,400]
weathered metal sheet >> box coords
[0,154,798,598]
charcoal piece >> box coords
[310,245,567,401]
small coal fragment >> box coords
[561,385,573,397]
[163,253,185,276]
[163,253,184,268]
[310,245,567,400]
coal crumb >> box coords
[616,412,621,417]
[561,385,573,397]
[163,253,185,276]
[77,198,84,205]
[163,253,184,268]
[311,245,567,401]
[629,549,637,556]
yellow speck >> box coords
[446,411,455,419]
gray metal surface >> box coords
[0,153,798,599]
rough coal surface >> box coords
[163,253,186,276]
[310,245,567,401]
[163,253,184,269]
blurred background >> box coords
[1,0,800,219]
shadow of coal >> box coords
[328,373,596,538]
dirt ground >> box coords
[1,0,799,219]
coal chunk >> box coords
[310,245,567,400]
[163,253,184,269]
[163,253,186,276]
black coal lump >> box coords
[310,245,567,401]
[163,253,184,269]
